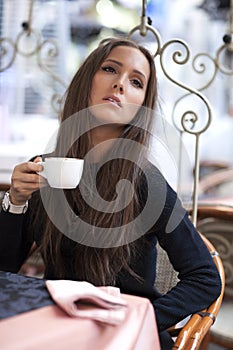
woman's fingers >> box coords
[9,160,48,205]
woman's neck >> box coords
[88,124,124,162]
[90,124,124,146]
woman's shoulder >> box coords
[138,160,188,234]
[139,160,178,201]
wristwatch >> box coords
[1,191,28,214]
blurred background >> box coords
[1,3,232,348]
[0,0,232,198]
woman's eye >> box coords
[101,66,116,73]
[131,79,143,89]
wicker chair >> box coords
[195,204,233,350]
[155,231,225,350]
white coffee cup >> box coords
[38,157,84,189]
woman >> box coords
[0,38,221,349]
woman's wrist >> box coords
[9,189,28,206]
[2,191,28,214]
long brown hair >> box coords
[39,37,158,285]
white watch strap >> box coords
[8,202,28,214]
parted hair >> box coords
[38,37,158,285]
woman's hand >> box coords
[9,156,47,205]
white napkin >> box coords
[46,280,127,326]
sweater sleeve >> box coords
[0,155,43,272]
[154,210,221,331]
[141,164,222,332]
[0,209,33,272]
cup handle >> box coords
[37,161,46,178]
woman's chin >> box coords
[89,103,137,126]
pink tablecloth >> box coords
[0,293,160,350]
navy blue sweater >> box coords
[0,163,221,334]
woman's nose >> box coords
[112,83,124,93]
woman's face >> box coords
[89,45,150,126]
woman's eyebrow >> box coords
[104,58,147,81]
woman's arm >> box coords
[145,164,222,331]
[140,163,221,332]
[0,157,47,272]
[154,209,221,332]
[0,210,33,272]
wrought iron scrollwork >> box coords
[127,0,217,225]
[0,0,67,112]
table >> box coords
[0,271,160,350]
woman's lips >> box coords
[103,96,122,108]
